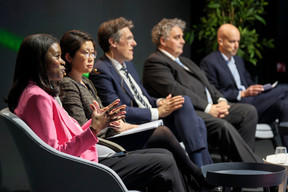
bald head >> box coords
[217,23,240,60]
[217,24,239,39]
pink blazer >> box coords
[15,82,99,163]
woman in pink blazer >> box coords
[7,33,188,192]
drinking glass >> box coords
[275,146,287,164]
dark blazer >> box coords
[143,49,262,163]
[143,50,223,112]
[90,55,216,164]
[60,76,102,126]
[200,50,254,102]
[200,51,288,123]
[90,55,158,124]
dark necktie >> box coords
[121,67,149,108]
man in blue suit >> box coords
[90,17,260,163]
[200,24,288,131]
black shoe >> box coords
[197,174,216,190]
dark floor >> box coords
[254,139,276,160]
[211,138,276,163]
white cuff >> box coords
[217,97,228,103]
[237,91,242,101]
[151,108,159,121]
[205,103,212,113]
[156,98,165,106]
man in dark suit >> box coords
[143,18,261,162]
[90,17,213,167]
[200,23,288,126]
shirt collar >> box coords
[220,52,235,64]
[105,53,126,71]
[159,48,178,61]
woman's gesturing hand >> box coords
[89,99,126,135]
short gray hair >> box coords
[151,18,186,46]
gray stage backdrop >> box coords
[0,0,192,110]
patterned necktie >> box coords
[121,67,149,108]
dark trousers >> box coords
[99,148,186,192]
[242,86,288,123]
[109,125,205,190]
[163,96,212,165]
[196,103,261,162]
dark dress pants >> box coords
[108,126,206,190]
[99,148,186,192]
[243,86,288,123]
[196,103,261,162]
[163,96,213,165]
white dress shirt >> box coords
[221,53,246,101]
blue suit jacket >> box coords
[90,55,157,124]
[200,50,288,117]
[200,50,255,102]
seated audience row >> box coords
[7,33,198,192]
[8,16,279,191]
[142,18,260,162]
[89,17,212,166]
[59,29,210,190]
[89,17,260,162]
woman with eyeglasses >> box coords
[59,30,213,191]
[7,33,190,192]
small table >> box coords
[201,162,285,192]
[264,154,288,192]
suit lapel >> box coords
[125,61,156,106]
[104,56,137,104]
[234,57,248,87]
[178,55,209,87]
[156,50,202,82]
[156,50,208,90]
[216,51,238,87]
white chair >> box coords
[256,122,283,147]
[255,122,284,160]
[0,108,140,192]
[255,123,274,139]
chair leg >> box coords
[271,121,283,147]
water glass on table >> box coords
[275,146,287,164]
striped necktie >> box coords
[121,67,149,108]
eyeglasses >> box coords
[80,50,97,59]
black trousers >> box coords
[99,148,186,192]
[242,85,288,123]
[108,126,205,190]
[196,103,261,162]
